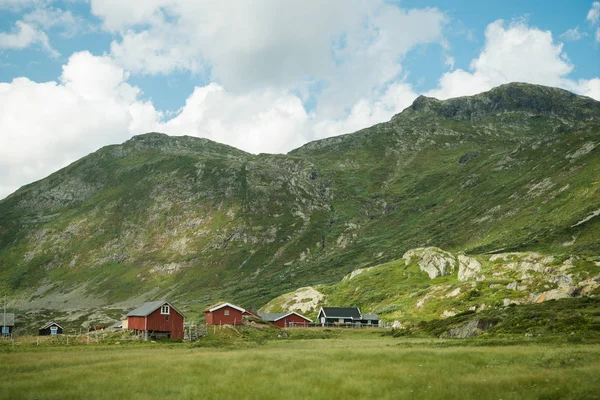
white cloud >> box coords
[0,0,45,10]
[0,3,91,56]
[23,6,91,38]
[565,78,600,100]
[0,52,161,198]
[426,20,600,101]
[311,6,446,120]
[587,2,600,43]
[158,84,309,154]
[587,2,600,24]
[96,0,446,146]
[559,26,586,41]
[313,82,417,140]
[90,0,170,32]
[0,20,58,56]
[94,1,445,94]
[94,0,364,84]
[109,28,202,75]
[444,55,456,69]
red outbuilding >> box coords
[204,302,245,325]
[258,312,312,328]
[127,300,184,340]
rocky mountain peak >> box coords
[397,82,600,121]
[120,132,249,158]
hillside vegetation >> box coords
[0,82,599,325]
[262,248,600,327]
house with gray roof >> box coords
[126,300,185,340]
[1,313,14,337]
[317,307,379,326]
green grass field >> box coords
[2,331,600,399]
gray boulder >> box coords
[457,254,482,281]
[403,247,456,279]
[443,319,496,338]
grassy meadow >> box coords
[2,330,600,399]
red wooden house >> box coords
[204,302,246,325]
[258,312,312,328]
[127,300,184,340]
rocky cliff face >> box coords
[0,83,599,320]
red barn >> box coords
[258,312,312,328]
[204,302,245,325]
[127,300,184,340]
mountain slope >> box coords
[0,83,599,320]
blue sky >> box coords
[0,0,599,199]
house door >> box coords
[50,326,57,335]
[1,326,8,335]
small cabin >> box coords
[1,313,14,337]
[39,322,63,336]
[258,312,312,328]
[318,307,362,325]
[204,302,245,326]
[127,300,185,340]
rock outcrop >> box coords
[403,248,483,281]
[260,286,324,314]
[443,319,496,338]
[403,247,456,279]
[457,254,483,281]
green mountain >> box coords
[1,82,599,327]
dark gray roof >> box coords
[1,313,14,326]
[258,313,288,321]
[361,314,379,320]
[127,300,183,317]
[320,307,361,319]
[41,321,63,330]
